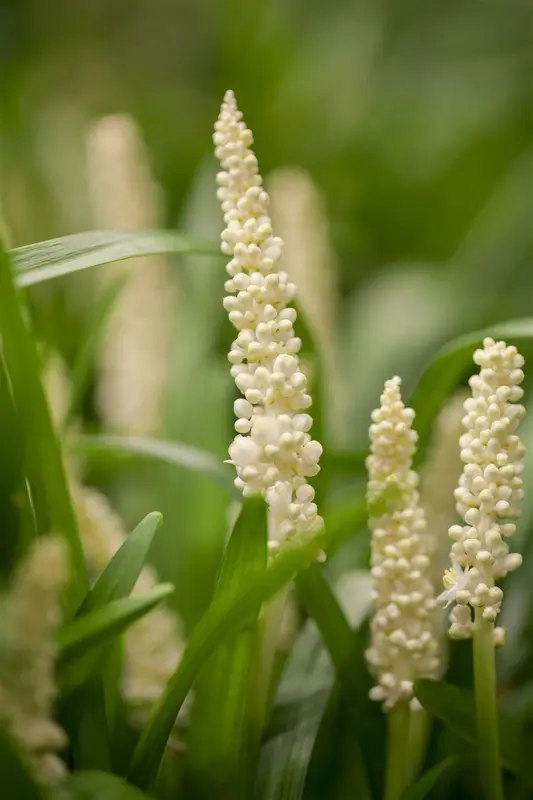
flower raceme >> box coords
[365,377,439,709]
[214,90,323,550]
[439,338,526,641]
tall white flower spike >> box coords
[0,539,67,784]
[439,338,525,642]
[365,377,439,709]
[214,91,323,551]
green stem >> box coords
[407,706,429,782]
[473,610,503,800]
[385,701,410,800]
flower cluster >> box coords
[438,338,525,641]
[366,377,439,709]
[214,91,323,550]
[0,539,67,785]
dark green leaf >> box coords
[55,770,153,799]
[185,496,268,796]
[12,229,219,288]
[0,240,87,612]
[77,511,163,616]
[409,318,533,459]
[400,757,457,800]
[414,679,533,787]
[68,434,238,496]
[0,727,48,799]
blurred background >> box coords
[0,0,532,634]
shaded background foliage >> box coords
[0,1,532,796]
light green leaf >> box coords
[0,240,87,612]
[57,584,174,692]
[128,502,367,790]
[77,511,163,616]
[55,770,153,799]
[0,727,47,799]
[400,757,457,799]
[414,679,533,788]
[185,496,268,796]
[11,229,219,288]
[409,318,533,457]
[68,434,237,496]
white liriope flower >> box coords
[365,377,439,709]
[86,113,176,436]
[0,538,67,785]
[438,338,525,642]
[214,91,323,550]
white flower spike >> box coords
[439,338,525,642]
[365,377,439,709]
[214,91,323,550]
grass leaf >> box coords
[76,511,163,616]
[414,679,533,788]
[400,757,457,799]
[0,240,87,612]
[57,584,174,692]
[12,229,219,288]
[185,496,268,797]
[68,434,237,496]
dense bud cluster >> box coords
[366,378,439,709]
[214,91,323,549]
[439,338,525,641]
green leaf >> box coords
[11,229,219,288]
[68,434,238,497]
[64,272,128,428]
[0,240,87,612]
[77,511,163,616]
[414,679,533,788]
[128,502,367,791]
[55,770,153,799]
[185,496,268,796]
[296,567,384,798]
[57,584,174,691]
[128,520,333,790]
[0,727,48,799]
[400,757,457,800]
[409,318,533,458]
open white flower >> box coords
[441,338,526,641]
[214,91,323,550]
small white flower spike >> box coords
[439,338,526,641]
[365,377,439,709]
[214,91,323,550]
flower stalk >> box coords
[473,610,503,800]
[385,701,410,800]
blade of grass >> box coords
[68,434,238,497]
[185,496,267,798]
[76,511,163,616]
[57,584,174,693]
[0,240,87,612]
[55,770,154,799]
[399,757,457,800]
[11,229,220,288]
